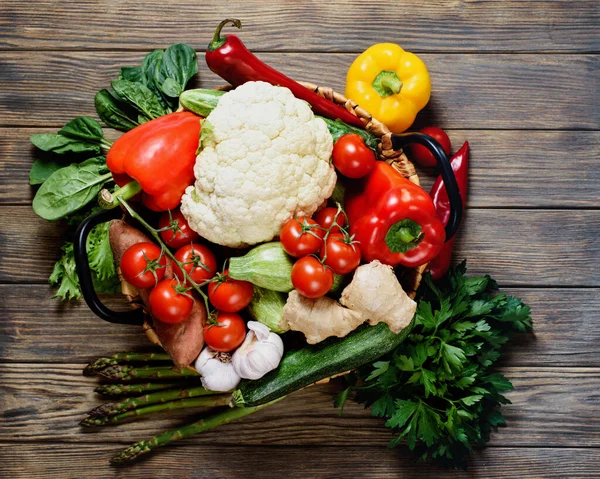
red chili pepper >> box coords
[205,19,365,129]
[428,141,469,280]
[345,162,446,268]
[106,112,201,212]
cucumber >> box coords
[179,89,380,150]
[232,320,414,407]
[229,242,294,292]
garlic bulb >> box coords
[194,347,241,392]
[232,321,284,380]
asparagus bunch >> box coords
[84,352,172,375]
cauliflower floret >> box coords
[181,81,336,247]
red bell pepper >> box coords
[345,162,446,268]
[106,112,201,212]
[205,19,365,129]
[429,142,469,280]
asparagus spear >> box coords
[80,395,231,427]
[97,365,199,381]
[110,398,284,463]
[94,382,187,397]
[88,386,217,417]
[84,353,173,375]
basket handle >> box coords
[74,209,145,325]
[391,132,463,240]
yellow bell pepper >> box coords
[345,43,431,133]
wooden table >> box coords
[1,1,598,477]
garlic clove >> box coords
[232,321,284,380]
[194,347,241,392]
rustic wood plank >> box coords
[0,364,598,447]
[0,444,598,479]
[5,128,599,208]
[1,0,598,52]
[1,285,597,367]
[1,207,597,286]
[1,52,598,129]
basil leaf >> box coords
[119,66,144,83]
[29,158,62,185]
[157,43,198,97]
[32,157,112,220]
[111,79,168,120]
[95,89,140,132]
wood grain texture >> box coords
[1,207,597,286]
[1,286,598,367]
[1,52,598,129]
[1,364,598,447]
[1,0,599,52]
[6,128,599,207]
[0,445,598,479]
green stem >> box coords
[111,397,285,463]
[118,198,212,313]
[81,395,231,427]
[89,386,217,417]
[94,382,187,397]
[98,181,142,209]
[111,352,172,362]
[208,19,242,51]
[97,365,200,381]
[371,71,403,98]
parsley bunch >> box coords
[338,262,532,467]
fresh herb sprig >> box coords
[336,262,532,468]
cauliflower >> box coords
[181,81,336,247]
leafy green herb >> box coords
[337,262,532,468]
[30,117,111,156]
[29,159,62,185]
[32,157,112,220]
[95,89,141,132]
[49,242,81,300]
[111,80,169,121]
[119,66,144,83]
[156,44,198,98]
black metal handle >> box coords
[391,132,463,240]
[74,208,145,325]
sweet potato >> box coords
[108,219,205,367]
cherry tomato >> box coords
[120,242,166,289]
[280,217,324,258]
[159,208,200,250]
[332,134,377,179]
[208,272,254,313]
[173,244,217,285]
[320,234,361,275]
[149,279,193,324]
[203,312,246,352]
[313,207,348,234]
[291,256,334,298]
[409,127,452,168]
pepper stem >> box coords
[98,181,142,210]
[208,19,242,51]
[371,71,403,98]
[384,218,424,253]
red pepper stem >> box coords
[209,19,242,51]
[98,181,142,210]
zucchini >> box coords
[229,242,294,292]
[248,286,288,334]
[179,88,380,150]
[232,320,414,407]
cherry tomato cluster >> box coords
[119,208,253,353]
[280,206,361,299]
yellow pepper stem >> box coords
[372,71,403,98]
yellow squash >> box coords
[345,43,431,133]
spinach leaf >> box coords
[29,159,62,185]
[30,117,110,155]
[119,66,144,83]
[157,44,198,97]
[95,89,140,132]
[32,157,112,220]
[141,49,174,110]
[111,79,169,120]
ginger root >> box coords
[282,261,416,343]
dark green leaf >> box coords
[29,159,62,185]
[58,117,104,143]
[386,399,418,429]
[30,133,101,155]
[95,89,140,131]
[49,242,81,300]
[111,79,168,120]
[333,387,351,416]
[32,157,112,220]
[119,66,144,83]
[157,43,198,97]
[366,360,390,381]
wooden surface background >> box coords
[1,1,599,477]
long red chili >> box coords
[429,141,469,280]
[205,19,365,129]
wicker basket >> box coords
[143,82,426,351]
